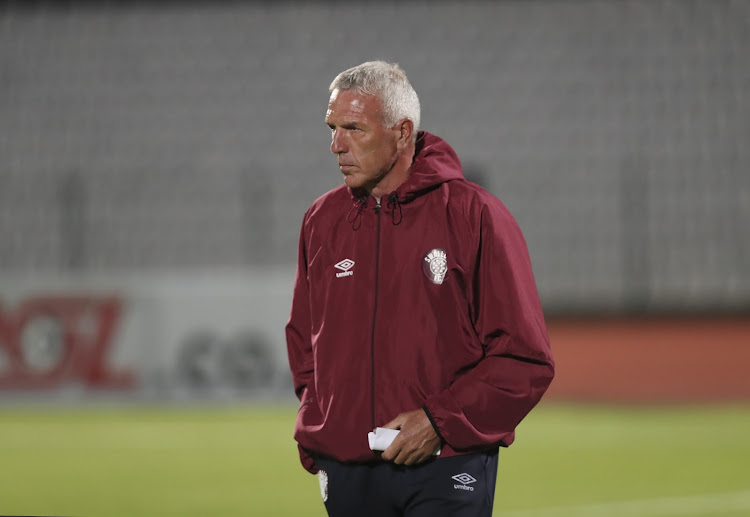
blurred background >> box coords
[1,1,749,516]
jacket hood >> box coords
[350,131,465,203]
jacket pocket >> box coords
[296,387,323,429]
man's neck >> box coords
[371,143,416,201]
[372,171,408,201]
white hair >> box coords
[329,61,421,138]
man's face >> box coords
[325,88,400,192]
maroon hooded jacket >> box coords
[286,132,554,473]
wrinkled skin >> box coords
[325,88,414,199]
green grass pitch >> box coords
[1,403,749,516]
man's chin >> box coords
[343,173,376,194]
[343,175,361,189]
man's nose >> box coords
[330,129,346,154]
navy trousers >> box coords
[314,451,499,517]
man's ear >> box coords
[395,119,414,150]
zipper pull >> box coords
[374,198,381,214]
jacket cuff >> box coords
[298,443,319,474]
[422,405,446,444]
[424,389,469,450]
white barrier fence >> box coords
[0,269,297,402]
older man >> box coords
[286,60,554,517]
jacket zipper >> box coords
[370,198,382,430]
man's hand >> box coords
[380,409,441,465]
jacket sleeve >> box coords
[424,200,555,451]
[286,212,314,402]
[285,213,320,473]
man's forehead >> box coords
[326,88,379,120]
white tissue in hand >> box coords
[367,427,400,451]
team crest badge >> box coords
[318,469,328,502]
[423,248,447,285]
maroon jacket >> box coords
[286,132,554,473]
